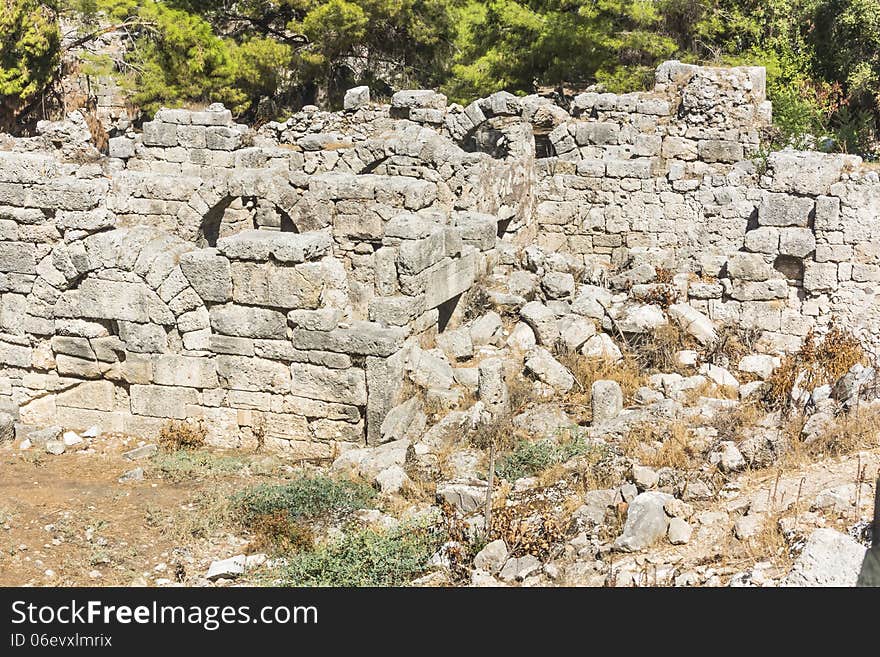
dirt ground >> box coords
[0,434,293,587]
[0,430,876,587]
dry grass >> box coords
[556,352,646,423]
[782,406,880,467]
[738,512,796,571]
[627,323,694,374]
[486,495,569,559]
[469,371,534,453]
[248,511,315,554]
[705,325,761,367]
[708,401,766,442]
[158,420,207,451]
[620,421,700,470]
[764,325,867,411]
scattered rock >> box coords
[62,430,83,446]
[591,380,623,424]
[667,517,692,545]
[436,479,487,514]
[123,444,158,461]
[473,539,508,574]
[524,347,575,392]
[632,464,659,490]
[783,528,866,587]
[206,555,246,581]
[499,555,542,582]
[118,467,144,483]
[615,491,673,552]
[375,464,410,494]
[0,412,14,442]
[718,441,745,472]
[45,441,65,455]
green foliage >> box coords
[445,0,676,101]
[232,476,376,526]
[149,449,253,481]
[496,432,599,481]
[271,522,446,586]
[0,0,61,117]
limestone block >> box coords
[130,384,198,419]
[142,121,178,147]
[0,242,36,274]
[698,140,743,163]
[56,380,115,411]
[216,229,332,263]
[344,86,370,111]
[757,193,814,227]
[803,262,838,293]
[216,355,291,393]
[210,304,287,339]
[179,250,233,302]
[291,321,406,357]
[290,362,367,406]
[154,355,219,388]
[778,228,816,258]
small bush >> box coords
[487,490,572,559]
[233,476,376,527]
[496,433,598,481]
[272,523,446,586]
[764,325,867,410]
[248,510,315,554]
[158,420,207,451]
[149,450,249,481]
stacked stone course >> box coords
[3,59,880,451]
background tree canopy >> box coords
[1,0,879,155]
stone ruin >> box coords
[3,60,880,456]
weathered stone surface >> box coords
[783,528,866,587]
[291,322,406,357]
[291,362,367,405]
[153,355,219,388]
[478,358,509,416]
[209,304,286,339]
[524,347,575,392]
[615,492,673,552]
[591,380,623,424]
[520,301,559,345]
[179,250,232,302]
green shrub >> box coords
[496,433,598,481]
[232,476,376,526]
[272,523,446,586]
[149,449,251,481]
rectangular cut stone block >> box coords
[423,251,477,309]
[758,193,814,227]
[130,384,198,419]
[366,351,406,445]
[397,230,447,276]
[698,140,744,163]
[179,250,232,302]
[291,321,407,357]
[290,363,367,406]
[209,304,287,339]
[154,355,219,388]
[231,262,320,309]
[803,261,838,293]
[216,355,290,392]
[216,229,331,263]
[0,242,36,273]
[142,121,178,147]
[56,380,115,411]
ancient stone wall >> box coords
[3,60,880,451]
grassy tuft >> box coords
[270,523,447,586]
[496,432,599,481]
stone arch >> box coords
[34,227,204,357]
